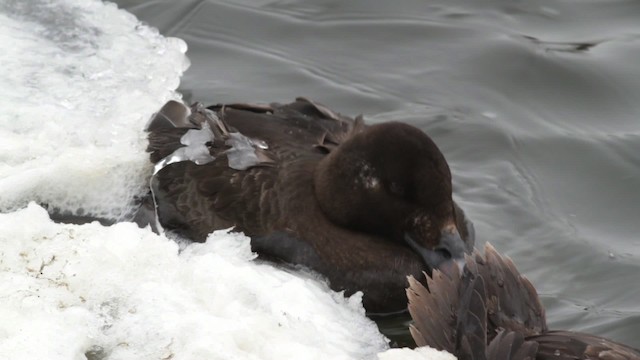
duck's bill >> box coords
[435,258,466,279]
[404,229,467,277]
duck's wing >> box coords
[276,97,366,153]
[466,243,548,342]
[407,261,538,360]
[529,331,640,360]
[207,97,366,155]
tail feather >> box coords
[408,265,491,360]
[455,275,488,360]
[466,244,547,341]
[407,271,459,352]
[487,331,538,360]
[455,275,487,360]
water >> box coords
[1,0,639,358]
[115,0,640,349]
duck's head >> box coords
[315,121,474,273]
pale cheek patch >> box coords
[356,162,381,190]
[364,176,380,189]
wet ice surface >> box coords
[0,0,450,359]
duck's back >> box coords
[146,98,363,241]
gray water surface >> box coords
[115,0,640,348]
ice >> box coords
[225,132,264,170]
[378,347,456,360]
[0,0,189,220]
[153,123,217,174]
[0,203,389,360]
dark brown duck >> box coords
[146,97,475,314]
[408,243,640,360]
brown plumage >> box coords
[145,98,475,314]
[407,243,640,360]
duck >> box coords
[407,243,640,359]
[145,97,475,314]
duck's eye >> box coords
[389,182,405,197]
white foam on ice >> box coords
[0,0,188,220]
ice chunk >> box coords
[225,132,264,170]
